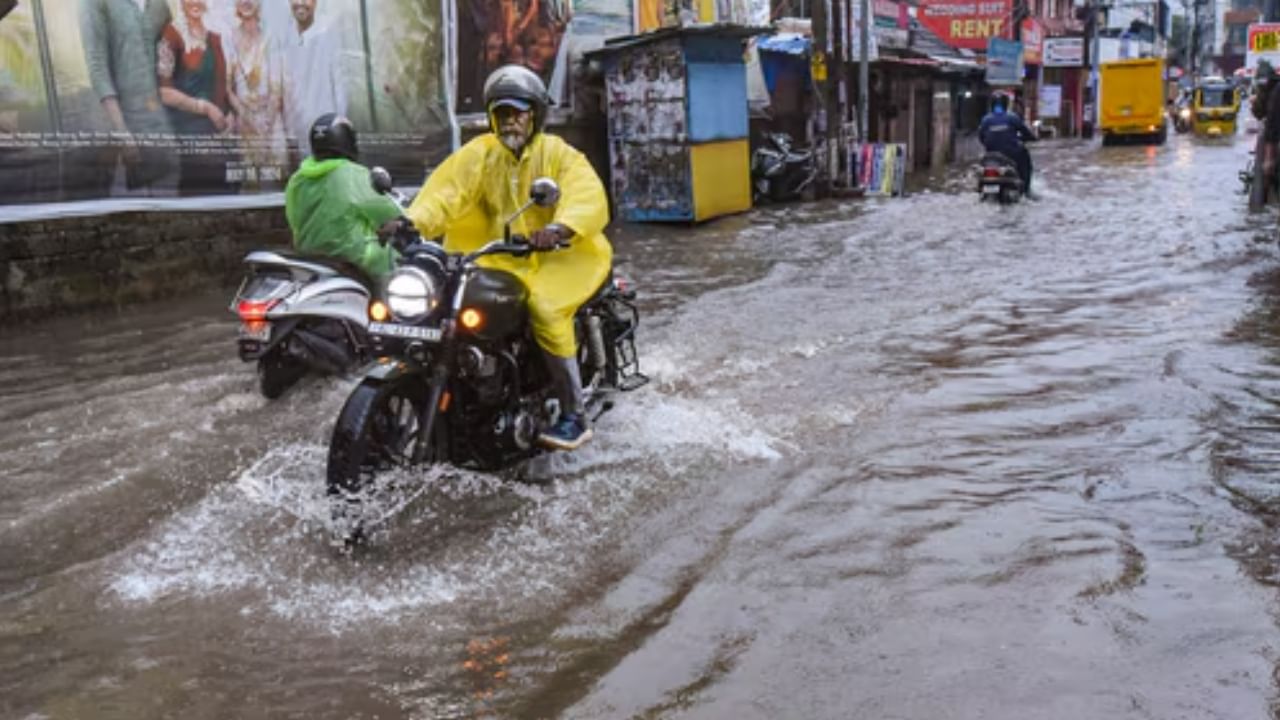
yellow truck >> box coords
[1099,58,1168,145]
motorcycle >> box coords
[326,171,647,542]
[976,151,1023,205]
[230,249,375,399]
[752,132,817,203]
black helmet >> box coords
[483,64,553,135]
[310,113,358,161]
[990,91,1011,113]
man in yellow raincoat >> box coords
[407,65,612,451]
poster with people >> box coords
[0,0,450,207]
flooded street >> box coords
[6,134,1280,719]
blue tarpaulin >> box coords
[757,33,810,56]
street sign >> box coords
[1043,37,1084,67]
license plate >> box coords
[239,322,270,341]
[369,322,442,342]
[981,185,1000,194]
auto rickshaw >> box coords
[1192,78,1241,137]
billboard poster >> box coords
[0,0,57,203]
[0,0,450,208]
[918,0,1011,51]
[985,37,1023,86]
[454,0,574,114]
[1247,22,1280,71]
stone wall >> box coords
[1,207,291,323]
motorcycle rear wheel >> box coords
[258,346,306,399]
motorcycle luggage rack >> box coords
[608,294,648,392]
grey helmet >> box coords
[483,64,553,135]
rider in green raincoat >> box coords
[284,114,402,282]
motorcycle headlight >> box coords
[385,267,438,323]
[1180,108,1191,119]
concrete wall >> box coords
[1,208,291,323]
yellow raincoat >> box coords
[406,133,613,358]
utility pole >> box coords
[1081,0,1099,138]
[859,0,870,145]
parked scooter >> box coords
[976,152,1023,204]
[752,132,817,203]
[230,252,375,399]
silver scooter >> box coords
[230,251,374,398]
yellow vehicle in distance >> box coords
[1099,58,1168,145]
[1191,77,1240,137]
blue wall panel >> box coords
[686,61,748,143]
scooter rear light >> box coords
[983,168,1001,178]
[237,298,280,321]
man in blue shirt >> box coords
[979,92,1037,196]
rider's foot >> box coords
[539,412,593,451]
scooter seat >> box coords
[272,251,378,291]
[980,151,1017,168]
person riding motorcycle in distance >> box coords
[978,91,1037,197]
[284,113,402,283]
[406,64,612,452]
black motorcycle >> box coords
[976,152,1023,205]
[326,172,646,541]
[752,132,817,203]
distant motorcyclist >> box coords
[284,113,403,284]
[979,92,1037,197]
[406,65,613,452]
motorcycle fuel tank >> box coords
[461,268,529,341]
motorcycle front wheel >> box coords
[327,376,447,496]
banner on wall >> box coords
[0,0,450,207]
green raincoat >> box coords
[284,157,402,281]
[406,133,613,358]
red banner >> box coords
[917,0,1012,51]
[1022,17,1045,64]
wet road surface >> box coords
[5,133,1280,719]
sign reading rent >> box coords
[918,0,1011,51]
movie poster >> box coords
[455,0,575,114]
[0,0,449,207]
[0,0,57,204]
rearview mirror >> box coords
[529,177,560,208]
[370,166,394,195]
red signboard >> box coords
[1022,17,1044,64]
[918,0,1013,50]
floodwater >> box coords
[4,132,1280,719]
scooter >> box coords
[230,252,375,398]
[976,152,1023,205]
[752,132,817,203]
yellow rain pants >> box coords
[406,133,613,359]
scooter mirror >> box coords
[370,166,394,195]
[529,177,560,207]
